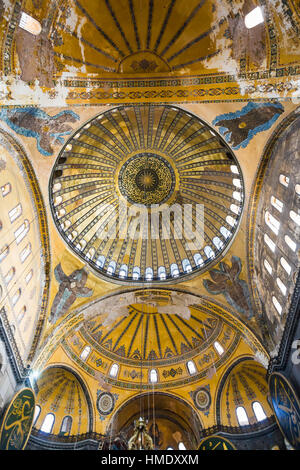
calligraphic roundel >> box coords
[269,372,300,450]
[0,388,35,450]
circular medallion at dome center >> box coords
[118,153,175,205]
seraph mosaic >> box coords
[50,263,93,324]
[0,107,79,156]
[203,256,254,320]
[212,102,284,149]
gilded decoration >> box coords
[217,359,273,427]
[0,388,35,450]
[198,435,236,450]
[49,104,244,284]
[33,367,93,435]
[118,153,176,206]
[96,390,118,420]
[190,385,211,415]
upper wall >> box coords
[249,111,300,351]
[0,128,50,367]
[0,1,299,105]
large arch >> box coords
[107,391,203,450]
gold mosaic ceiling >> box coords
[83,303,221,365]
[64,288,247,390]
[50,0,229,74]
[34,367,91,435]
[49,104,244,283]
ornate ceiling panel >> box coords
[49,104,244,283]
[50,0,227,75]
[82,304,221,366]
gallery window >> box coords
[9,204,22,223]
[187,360,196,375]
[280,257,291,275]
[60,416,72,435]
[109,363,119,378]
[12,288,21,306]
[80,346,91,361]
[270,196,283,213]
[236,406,249,426]
[40,413,55,434]
[272,296,282,315]
[20,243,32,263]
[149,369,158,383]
[1,183,11,197]
[33,405,41,425]
[263,259,272,275]
[214,341,224,356]
[14,220,30,244]
[0,245,9,263]
[252,402,267,422]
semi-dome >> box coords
[49,104,244,283]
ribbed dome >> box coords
[82,302,221,366]
[49,105,244,283]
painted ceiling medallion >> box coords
[50,105,244,283]
[118,153,176,205]
[96,391,116,417]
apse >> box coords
[106,393,202,450]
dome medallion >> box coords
[118,153,176,206]
[50,105,244,283]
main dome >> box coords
[49,105,244,283]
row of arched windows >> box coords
[236,402,267,426]
[60,164,242,281]
[79,341,225,383]
[69,231,237,281]
[0,186,33,328]
[33,401,266,436]
[263,173,299,316]
[33,406,73,435]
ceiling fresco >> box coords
[0,0,299,448]
[49,104,244,283]
[33,366,92,435]
[0,0,299,106]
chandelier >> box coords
[128,417,154,450]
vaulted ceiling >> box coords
[0,0,299,446]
